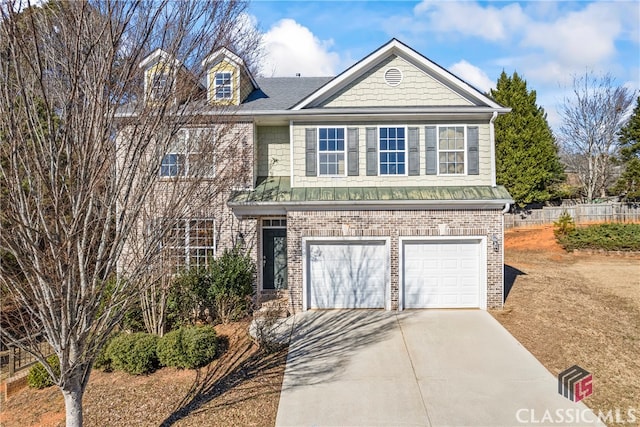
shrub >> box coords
[207,247,256,323]
[182,325,218,368]
[166,268,209,329]
[106,332,159,375]
[156,328,184,368]
[553,211,576,238]
[558,223,640,252]
[93,335,116,371]
[157,325,218,369]
[27,354,60,389]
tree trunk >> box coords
[62,385,84,427]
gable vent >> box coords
[384,68,403,86]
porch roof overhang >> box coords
[228,176,514,217]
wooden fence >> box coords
[505,203,640,229]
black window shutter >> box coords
[425,126,437,175]
[347,128,359,176]
[467,126,479,175]
[305,128,317,176]
[366,127,377,176]
[408,127,420,176]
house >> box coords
[130,38,513,313]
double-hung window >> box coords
[149,72,169,101]
[160,129,215,178]
[438,126,465,174]
[379,127,406,175]
[214,72,232,100]
[318,127,345,175]
[163,218,216,273]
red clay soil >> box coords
[504,225,565,253]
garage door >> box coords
[403,240,482,309]
[308,241,387,309]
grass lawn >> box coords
[493,226,640,425]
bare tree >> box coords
[558,71,635,201]
[0,1,259,426]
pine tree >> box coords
[618,97,640,162]
[613,97,640,200]
[490,71,565,207]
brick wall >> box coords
[286,209,504,313]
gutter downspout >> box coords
[289,120,294,187]
[489,111,498,187]
[501,202,510,214]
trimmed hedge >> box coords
[157,325,218,369]
[557,223,640,251]
[106,332,159,375]
[27,355,60,389]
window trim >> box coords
[159,128,215,178]
[378,125,408,176]
[317,126,347,177]
[214,71,233,100]
[156,217,217,273]
[436,124,467,176]
[146,71,172,101]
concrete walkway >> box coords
[275,310,604,427]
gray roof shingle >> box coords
[239,77,333,111]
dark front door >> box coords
[263,228,287,290]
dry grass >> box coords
[493,226,640,424]
[0,320,287,427]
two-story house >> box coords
[132,39,513,313]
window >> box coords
[164,218,216,273]
[379,127,406,175]
[149,72,169,100]
[318,127,345,175]
[438,126,465,174]
[160,129,215,178]
[214,72,232,100]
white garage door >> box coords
[308,241,387,309]
[403,240,482,309]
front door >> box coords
[263,228,287,290]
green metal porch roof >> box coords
[229,177,513,212]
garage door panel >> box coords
[309,242,386,309]
[403,240,482,309]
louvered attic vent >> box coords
[384,68,403,86]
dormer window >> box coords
[149,72,170,101]
[214,72,232,100]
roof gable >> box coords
[292,39,503,110]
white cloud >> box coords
[413,1,527,41]
[260,19,340,77]
[522,2,624,66]
[449,60,494,92]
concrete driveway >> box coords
[275,310,604,427]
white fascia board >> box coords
[229,199,514,217]
[115,106,511,119]
[139,48,180,69]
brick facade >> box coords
[284,209,504,313]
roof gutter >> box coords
[229,198,515,217]
[114,106,511,119]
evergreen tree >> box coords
[490,71,565,207]
[613,96,640,200]
[618,96,640,162]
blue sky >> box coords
[247,0,640,129]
